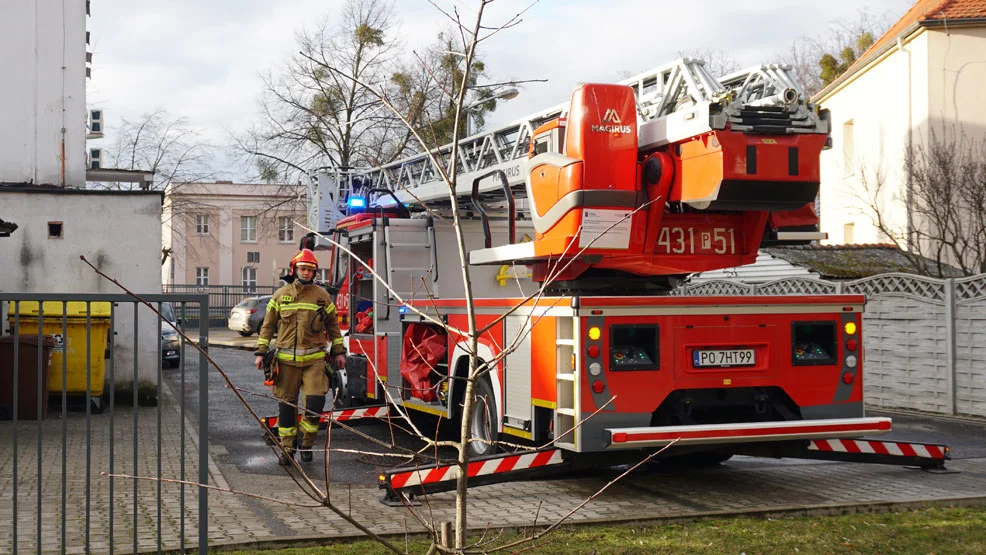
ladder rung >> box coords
[389,242,431,248]
[556,408,576,417]
[556,339,575,346]
[390,267,432,273]
[554,441,576,451]
[556,373,575,381]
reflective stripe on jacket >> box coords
[254,281,346,359]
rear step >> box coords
[380,448,570,505]
[606,417,893,448]
[262,405,389,439]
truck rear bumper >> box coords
[606,417,892,449]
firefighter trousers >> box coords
[274,357,329,452]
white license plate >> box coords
[693,349,755,367]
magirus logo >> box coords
[602,109,621,123]
[592,109,631,133]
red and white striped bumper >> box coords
[318,405,389,423]
[607,417,892,449]
[264,405,390,428]
[809,438,947,460]
[387,449,565,491]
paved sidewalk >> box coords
[4,341,986,553]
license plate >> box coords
[693,349,755,367]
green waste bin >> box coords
[0,335,55,420]
[7,301,111,398]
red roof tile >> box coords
[817,0,986,98]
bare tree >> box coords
[777,9,891,97]
[93,108,216,192]
[855,126,986,277]
[237,0,403,183]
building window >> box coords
[195,267,209,286]
[278,217,294,243]
[247,251,260,263]
[195,215,209,235]
[242,267,257,290]
[843,223,855,244]
[317,268,330,283]
[241,216,257,242]
[842,120,855,176]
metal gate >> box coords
[0,293,210,554]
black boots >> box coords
[299,448,313,463]
[278,450,295,466]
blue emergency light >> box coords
[348,196,366,209]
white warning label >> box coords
[579,209,632,249]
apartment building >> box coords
[163,181,317,288]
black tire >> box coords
[466,377,498,458]
[238,330,253,337]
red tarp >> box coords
[400,324,447,402]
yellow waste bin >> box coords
[7,301,111,398]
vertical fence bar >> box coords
[36,309,43,552]
[198,300,209,553]
[179,303,186,554]
[108,303,116,554]
[132,302,139,555]
[944,278,957,416]
[61,306,68,555]
[157,304,163,554]
[85,302,92,553]
[12,305,18,555]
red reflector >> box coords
[612,432,628,443]
[842,372,854,384]
[842,307,853,312]
[587,345,600,358]
[846,339,858,351]
[592,380,605,393]
[591,310,603,315]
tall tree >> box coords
[239,0,401,181]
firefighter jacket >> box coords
[254,281,346,362]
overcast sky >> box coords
[86,0,913,180]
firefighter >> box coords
[254,248,347,465]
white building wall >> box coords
[818,31,931,246]
[0,190,164,388]
[0,1,87,186]
[927,26,986,135]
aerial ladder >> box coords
[275,58,948,503]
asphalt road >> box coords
[163,344,441,486]
[164,342,986,490]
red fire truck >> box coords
[265,59,948,501]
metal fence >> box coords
[0,293,210,554]
[676,273,986,418]
[163,284,277,327]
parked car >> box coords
[161,302,181,369]
[227,296,271,337]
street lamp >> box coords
[464,87,520,136]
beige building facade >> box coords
[816,0,986,249]
[163,182,313,288]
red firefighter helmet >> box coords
[290,249,319,274]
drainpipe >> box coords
[898,36,914,252]
[60,0,67,186]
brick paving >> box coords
[2,378,986,553]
